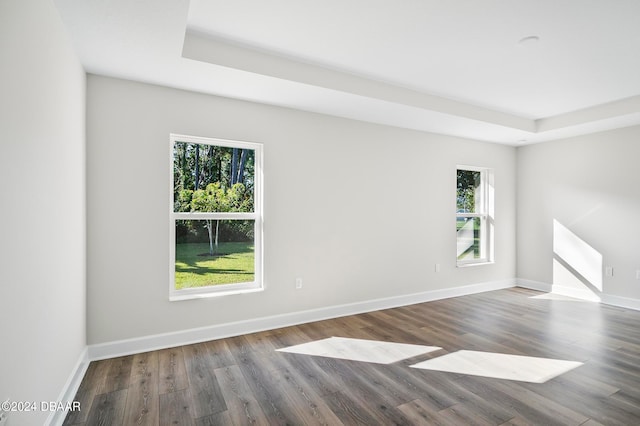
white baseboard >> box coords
[516,278,640,310]
[88,279,516,360]
[46,347,89,426]
[516,278,552,293]
[550,284,601,302]
[517,278,598,301]
[601,293,640,311]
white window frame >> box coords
[169,134,263,300]
[456,165,494,266]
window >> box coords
[456,166,493,265]
[170,134,263,300]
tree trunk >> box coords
[207,220,214,255]
[231,148,238,185]
[237,149,247,184]
[214,220,220,254]
[208,145,215,183]
[181,143,187,190]
[195,144,200,190]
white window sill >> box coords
[170,286,264,302]
[457,261,495,268]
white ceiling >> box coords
[54,0,640,145]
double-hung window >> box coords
[456,166,493,265]
[170,134,263,300]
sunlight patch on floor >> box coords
[276,336,442,364]
[410,350,582,383]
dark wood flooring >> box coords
[64,288,640,425]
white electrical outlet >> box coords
[636,270,640,280]
[435,263,440,272]
[295,278,303,289]
[605,266,614,277]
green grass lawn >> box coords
[175,242,254,289]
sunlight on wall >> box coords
[552,219,602,300]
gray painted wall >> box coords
[0,0,86,425]
[517,126,640,300]
[86,75,517,345]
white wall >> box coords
[0,1,86,425]
[86,75,516,345]
[517,126,640,302]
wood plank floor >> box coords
[64,288,640,425]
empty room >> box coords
[3,0,640,425]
